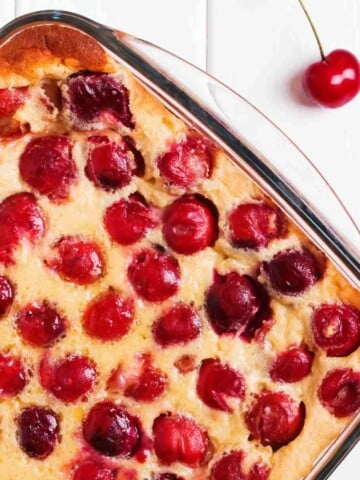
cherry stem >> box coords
[297,0,326,61]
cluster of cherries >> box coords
[0,72,359,480]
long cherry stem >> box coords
[297,0,326,61]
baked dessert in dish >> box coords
[0,23,359,480]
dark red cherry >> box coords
[153,475,184,480]
[197,359,245,412]
[83,289,134,341]
[157,135,212,189]
[104,194,156,246]
[73,460,115,480]
[240,282,272,342]
[270,346,313,383]
[17,301,66,347]
[228,202,285,250]
[19,135,77,201]
[83,401,140,457]
[0,87,28,117]
[0,192,46,265]
[162,195,218,255]
[153,303,201,347]
[62,72,134,129]
[17,406,60,459]
[318,368,360,417]
[39,354,97,403]
[263,248,323,296]
[205,272,261,335]
[0,275,14,317]
[312,304,360,357]
[303,50,360,108]
[47,236,104,285]
[128,248,180,302]
[125,363,167,402]
[85,136,139,191]
[211,451,269,480]
[153,413,209,466]
[0,352,26,397]
[245,391,305,450]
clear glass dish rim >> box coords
[0,10,359,480]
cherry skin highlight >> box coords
[157,135,212,189]
[196,358,245,412]
[303,50,360,108]
[39,354,97,403]
[104,194,157,246]
[47,236,105,285]
[83,401,140,457]
[263,248,323,296]
[0,275,14,318]
[245,391,305,450]
[83,289,134,341]
[17,406,60,459]
[0,352,27,397]
[153,413,209,466]
[128,248,180,302]
[19,135,77,201]
[228,202,285,250]
[17,301,67,347]
[318,368,360,417]
[162,195,218,255]
[73,460,115,480]
[153,303,201,347]
[270,346,313,383]
[312,304,360,357]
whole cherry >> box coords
[299,0,360,108]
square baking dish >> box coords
[0,10,359,480]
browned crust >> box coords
[0,23,116,84]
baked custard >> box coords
[0,24,359,480]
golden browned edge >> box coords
[0,21,359,480]
[0,23,116,86]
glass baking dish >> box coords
[0,10,359,480]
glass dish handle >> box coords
[113,31,360,259]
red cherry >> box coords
[83,289,134,341]
[263,248,323,296]
[39,354,97,403]
[157,135,212,189]
[0,87,28,117]
[228,202,286,250]
[240,281,272,342]
[128,248,180,302]
[312,304,360,357]
[85,136,139,191]
[196,359,245,412]
[73,460,115,480]
[62,72,134,129]
[205,272,261,335]
[153,303,201,347]
[47,236,105,285]
[125,363,167,402]
[153,413,209,466]
[19,136,77,201]
[17,406,60,459]
[104,194,157,246]
[83,401,140,457]
[270,346,313,383]
[0,192,46,265]
[153,475,184,480]
[17,301,67,347]
[211,451,269,480]
[0,275,14,317]
[162,195,218,255]
[318,368,360,417]
[245,391,305,450]
[0,352,26,397]
[304,50,360,108]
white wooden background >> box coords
[0,1,359,478]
